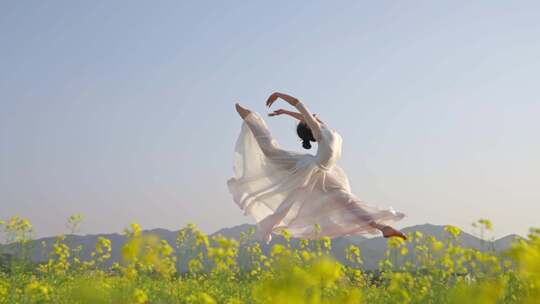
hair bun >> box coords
[302,140,312,149]
[297,122,315,150]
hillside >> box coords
[0,223,522,270]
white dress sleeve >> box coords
[295,101,322,140]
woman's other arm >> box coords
[268,109,304,121]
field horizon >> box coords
[0,219,525,271]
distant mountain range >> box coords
[0,224,522,270]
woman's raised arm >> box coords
[266,92,322,140]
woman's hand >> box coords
[268,109,287,117]
[265,92,280,108]
[268,109,306,121]
[266,92,300,108]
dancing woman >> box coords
[227,92,406,243]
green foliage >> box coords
[0,216,538,303]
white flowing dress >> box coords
[227,102,405,242]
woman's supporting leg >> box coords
[369,222,407,240]
[335,189,407,240]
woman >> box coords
[227,92,406,243]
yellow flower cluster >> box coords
[25,280,51,302]
[121,223,177,279]
[0,216,539,303]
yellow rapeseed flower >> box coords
[132,288,148,304]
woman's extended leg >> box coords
[234,103,297,165]
[235,103,279,157]
[235,103,251,119]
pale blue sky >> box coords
[1,1,539,238]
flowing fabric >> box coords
[227,110,405,242]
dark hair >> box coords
[296,122,316,149]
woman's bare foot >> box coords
[381,226,407,240]
[235,103,251,119]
